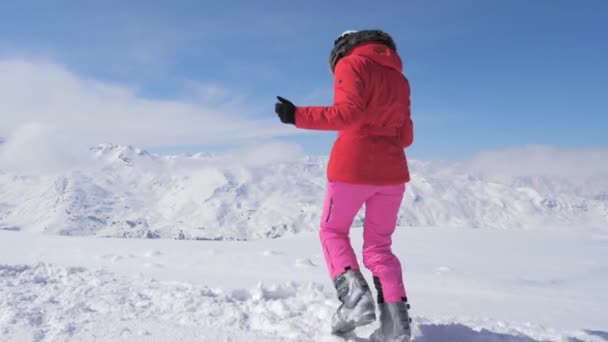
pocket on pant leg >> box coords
[325,197,334,223]
[319,183,334,227]
[320,181,369,231]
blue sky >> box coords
[1,0,606,160]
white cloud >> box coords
[447,145,608,200]
[0,58,298,151]
[458,145,608,180]
[170,141,304,171]
[232,141,304,167]
[0,122,94,174]
[404,145,608,199]
[182,81,237,106]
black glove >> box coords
[275,96,296,125]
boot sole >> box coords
[332,312,377,335]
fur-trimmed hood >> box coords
[329,30,398,73]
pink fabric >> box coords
[319,181,407,303]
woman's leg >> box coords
[320,182,378,333]
[319,181,373,279]
[362,183,407,302]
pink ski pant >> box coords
[320,181,407,303]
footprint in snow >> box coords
[229,289,252,302]
[261,250,283,256]
[144,250,162,257]
[435,266,452,275]
[99,254,125,263]
[99,254,137,262]
[295,258,318,268]
[120,328,132,337]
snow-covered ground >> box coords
[1,227,607,341]
[1,145,607,240]
[1,145,607,341]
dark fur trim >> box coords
[330,30,397,73]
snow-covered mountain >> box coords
[1,144,606,240]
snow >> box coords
[1,228,606,341]
[1,144,607,340]
[1,145,606,240]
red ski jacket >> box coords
[295,42,413,185]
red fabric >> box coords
[296,43,413,185]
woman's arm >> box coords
[295,56,366,131]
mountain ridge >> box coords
[1,144,606,240]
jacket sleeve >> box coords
[400,117,414,148]
[295,56,366,130]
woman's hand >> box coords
[275,96,296,125]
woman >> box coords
[275,29,414,341]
